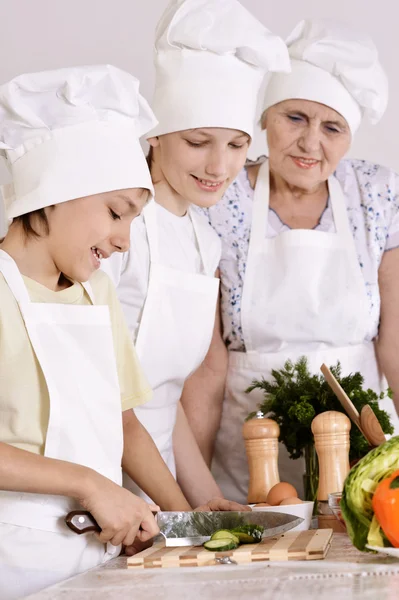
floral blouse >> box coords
[201,158,399,351]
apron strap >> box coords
[142,199,160,265]
[327,174,367,306]
[189,208,214,276]
[251,160,354,244]
[81,281,96,305]
[328,175,353,240]
[143,200,214,276]
[247,160,270,261]
[240,161,270,353]
[0,249,31,304]
[0,249,96,305]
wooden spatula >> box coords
[320,363,386,447]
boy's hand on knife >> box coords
[78,470,160,546]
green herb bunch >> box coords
[246,357,393,462]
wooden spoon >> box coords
[320,364,364,433]
[360,405,386,446]
[320,364,386,447]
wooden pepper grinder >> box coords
[243,411,280,504]
[311,411,351,531]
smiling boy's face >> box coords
[148,127,250,209]
[45,187,148,282]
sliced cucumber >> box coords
[203,538,238,552]
[210,530,240,545]
[231,524,264,544]
[231,531,254,544]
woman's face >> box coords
[149,128,250,208]
[264,99,352,191]
[45,187,148,282]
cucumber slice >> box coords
[231,531,254,544]
[232,524,264,544]
[203,538,238,552]
[210,530,240,545]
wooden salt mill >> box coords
[311,411,351,532]
[243,411,280,504]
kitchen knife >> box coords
[65,510,303,546]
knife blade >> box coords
[65,510,303,547]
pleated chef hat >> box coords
[263,19,389,134]
[0,65,157,220]
[148,0,290,139]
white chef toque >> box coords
[0,65,157,220]
[148,0,290,139]
[263,19,389,134]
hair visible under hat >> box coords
[262,18,389,134]
[263,60,362,134]
[0,65,157,220]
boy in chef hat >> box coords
[102,0,291,511]
[0,64,202,600]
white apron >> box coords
[124,201,220,501]
[212,160,398,504]
[0,250,123,600]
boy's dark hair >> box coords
[14,209,50,238]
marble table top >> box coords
[27,534,399,600]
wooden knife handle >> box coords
[65,510,101,534]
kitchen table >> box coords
[26,534,399,600]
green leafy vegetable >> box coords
[246,357,393,462]
[341,436,399,551]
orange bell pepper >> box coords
[372,469,399,548]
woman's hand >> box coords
[78,470,160,547]
[193,497,251,512]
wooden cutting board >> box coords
[127,529,333,569]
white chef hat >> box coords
[263,19,389,134]
[0,65,157,220]
[148,0,290,139]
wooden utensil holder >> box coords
[243,412,280,504]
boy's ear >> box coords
[147,136,160,148]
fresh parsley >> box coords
[246,356,393,462]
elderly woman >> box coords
[183,19,399,502]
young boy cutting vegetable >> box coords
[0,65,245,600]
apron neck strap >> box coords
[188,207,213,276]
[0,249,32,304]
[81,281,96,304]
[142,200,160,264]
[247,160,271,263]
[0,249,96,305]
[251,159,352,241]
[327,175,353,240]
[143,200,213,275]
[252,159,271,236]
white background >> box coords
[0,0,398,232]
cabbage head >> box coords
[341,436,399,551]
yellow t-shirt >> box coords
[0,269,152,455]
